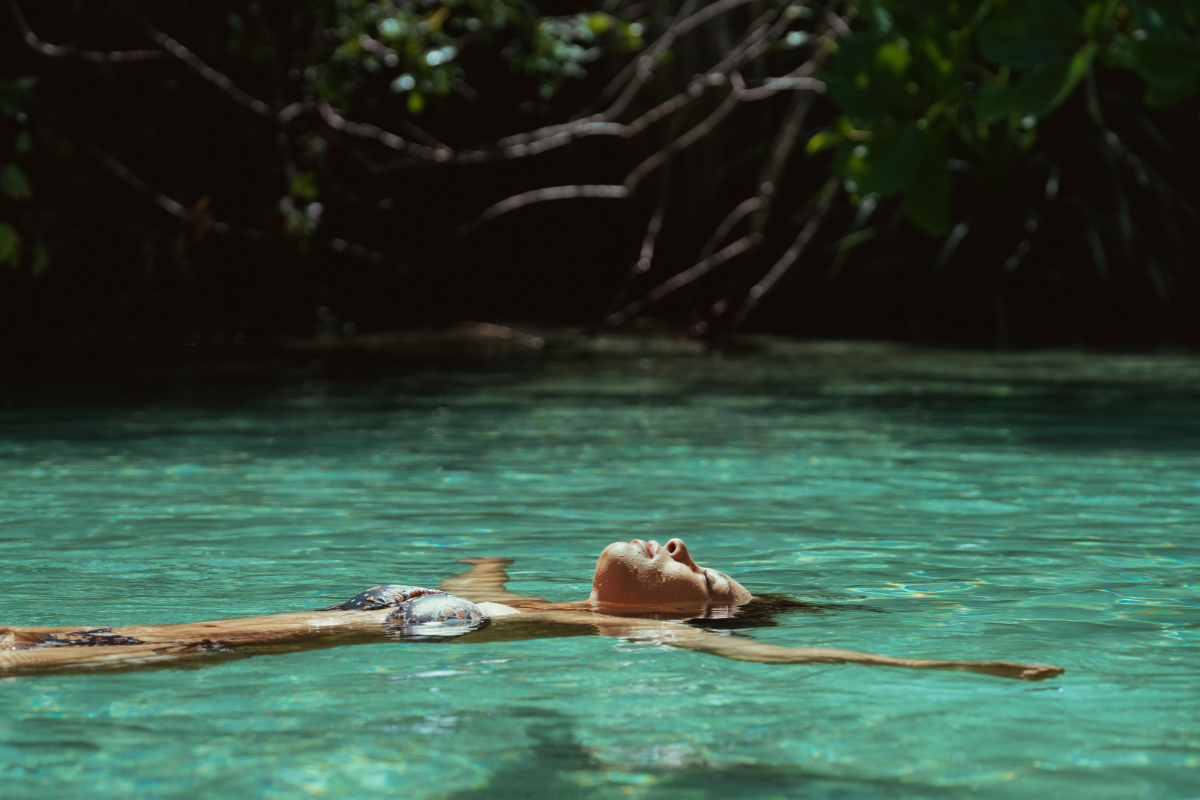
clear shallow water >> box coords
[2,347,1199,798]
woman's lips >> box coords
[632,539,656,558]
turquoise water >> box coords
[2,346,1199,798]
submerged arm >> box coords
[438,558,547,605]
[507,611,1063,681]
[657,628,1064,681]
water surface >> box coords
[2,344,1198,798]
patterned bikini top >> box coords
[321,584,489,638]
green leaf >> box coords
[586,13,610,35]
[0,222,20,266]
[875,41,912,76]
[0,163,32,200]
[1129,0,1175,36]
[806,130,843,154]
[407,90,425,114]
[1134,35,1200,107]
[15,129,32,155]
[31,240,49,276]
[1104,34,1137,69]
[821,73,875,118]
[906,130,950,236]
[977,82,1015,123]
[978,1,1079,68]
[1014,42,1097,118]
[1081,0,1120,38]
[861,1,894,34]
[919,37,953,77]
[857,123,921,197]
[1061,41,1099,106]
[822,32,912,118]
[289,171,319,202]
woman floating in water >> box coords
[0,538,1064,680]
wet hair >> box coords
[685,592,886,633]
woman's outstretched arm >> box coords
[505,611,1064,681]
[438,558,547,606]
[661,629,1064,681]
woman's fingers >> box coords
[1019,663,1065,681]
[963,660,1065,680]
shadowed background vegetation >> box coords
[2,0,1199,363]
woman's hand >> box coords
[438,557,546,605]
[949,660,1064,681]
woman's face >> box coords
[589,538,752,608]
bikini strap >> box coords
[319,584,446,611]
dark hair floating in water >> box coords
[687,594,887,633]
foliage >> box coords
[0,77,48,275]
[808,0,1200,343]
[818,0,1200,235]
[1,0,1198,352]
[204,0,645,247]
[314,0,644,113]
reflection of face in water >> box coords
[589,538,753,608]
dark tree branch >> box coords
[595,0,699,110]
[89,145,184,216]
[750,9,846,236]
[620,3,827,189]
[456,185,629,236]
[672,4,848,335]
[739,75,825,102]
[823,10,853,37]
[15,4,452,168]
[698,197,762,261]
[597,0,764,113]
[9,0,165,61]
[636,187,670,276]
[481,0,729,155]
[749,85,819,234]
[318,0,826,177]
[468,1,852,333]
[142,24,452,162]
[143,24,286,119]
[91,146,400,271]
[624,74,746,190]
[602,138,679,318]
[324,238,405,272]
[604,234,760,328]
[728,176,839,331]
[474,0,801,163]
[316,102,450,161]
[90,145,269,240]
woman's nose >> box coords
[665,538,699,569]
